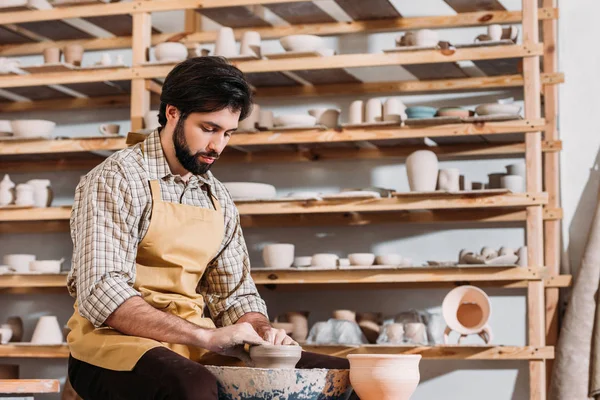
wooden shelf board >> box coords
[303,344,553,360]
[0,344,69,359]
[0,273,67,289]
[265,2,337,24]
[0,379,60,394]
[444,0,505,13]
[0,136,126,156]
[197,6,271,28]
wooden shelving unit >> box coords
[0,1,563,399]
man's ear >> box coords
[165,104,180,123]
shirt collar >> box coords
[143,129,215,187]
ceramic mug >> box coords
[488,24,503,41]
[43,47,61,64]
[99,124,120,136]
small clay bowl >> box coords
[249,344,302,369]
[436,107,471,118]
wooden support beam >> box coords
[130,12,152,132]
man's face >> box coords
[172,108,240,175]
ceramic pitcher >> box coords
[0,175,15,206]
[26,179,53,208]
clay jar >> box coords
[284,311,309,342]
[249,344,302,369]
[43,47,61,64]
[64,44,84,66]
[437,168,460,191]
[348,354,422,400]
[406,150,439,192]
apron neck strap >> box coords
[149,180,162,203]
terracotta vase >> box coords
[64,44,84,66]
[442,285,493,344]
[406,150,439,192]
[348,354,421,400]
[215,27,237,58]
[437,168,460,191]
[284,311,309,342]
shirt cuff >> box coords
[79,277,140,328]
[221,296,269,327]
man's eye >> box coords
[202,126,216,132]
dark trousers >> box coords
[68,347,358,400]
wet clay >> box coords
[249,344,302,369]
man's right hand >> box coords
[200,322,269,363]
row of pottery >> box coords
[458,246,527,266]
[396,25,518,47]
[1,254,64,274]
[0,119,55,138]
[0,175,52,208]
[0,315,64,345]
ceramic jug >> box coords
[0,175,15,206]
[26,179,53,208]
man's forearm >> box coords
[104,296,210,347]
[236,312,271,335]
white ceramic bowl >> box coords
[10,120,56,138]
[280,35,324,52]
[3,254,35,273]
[274,114,317,128]
[375,254,403,265]
[262,244,295,269]
[30,260,62,274]
[223,182,277,200]
[293,256,313,268]
[311,253,338,269]
[475,103,521,116]
[348,253,375,266]
[154,42,188,62]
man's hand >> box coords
[236,312,298,346]
[201,322,269,363]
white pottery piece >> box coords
[480,247,498,260]
[437,168,460,191]
[475,103,521,116]
[460,175,472,191]
[258,110,274,130]
[404,322,427,344]
[348,100,364,124]
[333,310,356,322]
[0,120,12,134]
[29,259,63,274]
[239,104,260,132]
[506,163,526,179]
[99,123,120,136]
[240,31,261,57]
[442,285,493,344]
[214,27,237,58]
[11,120,55,138]
[0,326,12,344]
[274,114,316,128]
[395,31,416,46]
[26,179,52,208]
[375,254,403,265]
[383,98,407,122]
[501,175,525,193]
[15,184,34,207]
[414,29,438,46]
[364,99,382,123]
[154,42,188,62]
[338,258,351,267]
[144,110,160,130]
[348,253,375,266]
[488,24,503,41]
[3,254,35,273]
[0,175,15,206]
[382,323,404,343]
[279,35,324,52]
[262,244,295,269]
[223,182,276,200]
[31,316,63,345]
[406,150,439,192]
[308,108,340,128]
[348,354,421,400]
[293,256,312,268]
[517,246,527,267]
[498,247,515,256]
[311,254,338,269]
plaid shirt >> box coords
[67,129,268,328]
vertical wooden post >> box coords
[522,0,546,398]
[184,9,203,33]
[131,12,152,132]
[542,0,560,388]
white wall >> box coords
[1,0,591,398]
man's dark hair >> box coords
[157,56,253,127]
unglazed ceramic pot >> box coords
[348,354,422,400]
[487,173,506,189]
[240,31,261,57]
[249,344,302,369]
[43,47,61,64]
[308,108,340,128]
[215,27,237,58]
[365,98,383,123]
[31,316,63,345]
[437,168,460,191]
[488,24,503,41]
[284,311,309,342]
[349,100,364,124]
[239,104,260,132]
[312,254,338,268]
[258,110,274,130]
[517,246,528,267]
[414,29,438,46]
[64,44,84,66]
[333,309,356,322]
[382,323,404,343]
[375,254,403,265]
[506,163,526,179]
[406,150,438,192]
[442,285,492,344]
[262,244,295,269]
[154,42,188,62]
[404,322,427,344]
[383,98,407,122]
[348,253,375,266]
[460,175,472,191]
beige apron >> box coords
[67,136,225,371]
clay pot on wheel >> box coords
[406,150,439,192]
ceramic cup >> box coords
[99,123,120,136]
[3,254,35,273]
[364,99,382,123]
[31,316,63,345]
[64,44,84,66]
[215,27,237,58]
[258,110,274,130]
[308,108,340,128]
[383,98,407,122]
[43,47,61,64]
[437,168,460,191]
[348,100,364,124]
[240,31,261,57]
[262,244,295,269]
[501,175,525,193]
[488,24,503,41]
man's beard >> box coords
[173,117,220,175]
